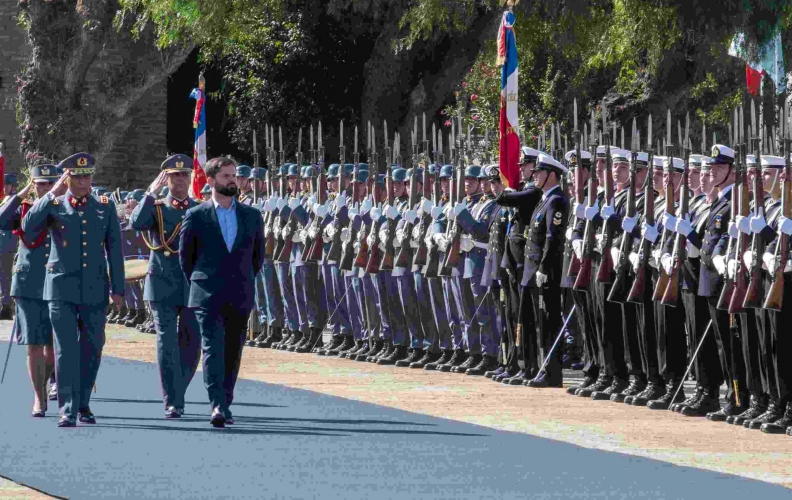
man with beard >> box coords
[179,156,264,428]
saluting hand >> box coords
[148,172,168,196]
[51,169,71,197]
[16,180,34,199]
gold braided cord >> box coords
[141,204,182,255]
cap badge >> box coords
[711,146,719,157]
[175,161,184,169]
[77,157,88,167]
[41,167,50,175]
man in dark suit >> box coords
[179,157,265,428]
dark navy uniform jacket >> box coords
[686,186,733,297]
[495,184,542,277]
[0,195,52,300]
[521,185,569,287]
[130,194,199,306]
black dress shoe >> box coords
[612,378,646,403]
[78,408,96,424]
[425,350,453,370]
[525,371,562,388]
[502,369,528,385]
[210,409,226,428]
[257,328,282,348]
[58,416,76,428]
[354,342,378,362]
[495,367,520,383]
[395,348,424,367]
[630,383,666,407]
[454,354,481,374]
[272,331,292,349]
[592,378,629,401]
[761,402,792,434]
[707,398,746,422]
[317,336,344,356]
[281,331,303,350]
[680,389,722,417]
[485,366,506,379]
[378,345,409,365]
[466,355,499,376]
[437,349,467,372]
[340,340,365,359]
[410,351,440,369]
[326,336,354,357]
[567,375,597,396]
[577,375,611,397]
[297,329,323,354]
[370,343,393,363]
[730,394,767,426]
[647,382,684,410]
[744,400,784,430]
[165,406,181,419]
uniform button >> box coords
[83,263,87,267]
[45,244,50,248]
[83,252,88,257]
[45,254,49,258]
[82,220,87,224]
[82,231,87,235]
[83,242,87,246]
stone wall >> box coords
[0,4,168,190]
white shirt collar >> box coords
[542,185,560,200]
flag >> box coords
[729,30,786,94]
[189,84,208,199]
[497,9,520,189]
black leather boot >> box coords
[437,349,467,372]
[466,355,499,376]
[378,345,409,365]
[592,378,629,401]
[395,349,424,367]
[612,377,647,403]
[425,350,453,370]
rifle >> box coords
[442,118,466,270]
[302,126,322,262]
[353,123,378,270]
[567,127,584,277]
[413,122,433,268]
[339,132,364,270]
[364,126,391,273]
[764,136,791,310]
[423,130,444,278]
[743,135,766,308]
[326,121,347,263]
[306,126,328,263]
[252,130,260,205]
[595,135,615,283]
[652,145,678,301]
[608,148,640,303]
[626,149,655,303]
[275,128,303,263]
[724,144,750,313]
[661,147,691,307]
[395,124,420,269]
[572,141,600,291]
[377,133,400,271]
[267,128,286,259]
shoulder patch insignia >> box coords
[714,214,722,229]
[552,212,562,225]
[100,196,109,204]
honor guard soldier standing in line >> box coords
[520,153,569,387]
[0,164,63,417]
[130,154,202,419]
[0,173,20,319]
[22,153,126,428]
[236,165,254,205]
[492,147,542,384]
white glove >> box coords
[713,255,727,275]
[366,233,376,248]
[307,195,317,207]
[288,197,301,210]
[601,204,615,220]
[622,216,637,233]
[572,239,584,260]
[735,215,751,235]
[675,217,693,237]
[361,196,373,214]
[314,203,328,218]
[385,205,399,220]
[451,202,467,220]
[348,205,359,217]
[610,247,621,265]
[628,252,640,272]
[565,228,573,240]
[460,234,474,252]
[394,229,403,248]
[370,207,383,220]
[378,229,389,245]
[421,199,433,213]
[660,253,673,275]
[650,249,661,269]
[432,233,448,251]
[727,222,738,238]
[276,197,287,211]
[430,206,443,220]
[641,222,659,243]
[763,251,777,273]
[536,271,548,287]
[405,210,418,225]
[584,200,601,220]
[574,202,586,220]
[743,250,754,269]
[264,197,277,212]
[662,214,678,233]
[726,258,737,279]
[750,213,767,234]
[337,191,348,209]
[779,215,792,236]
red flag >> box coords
[745,63,764,96]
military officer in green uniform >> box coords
[22,153,126,428]
[0,164,64,417]
[130,154,202,419]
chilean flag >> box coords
[189,85,208,198]
[497,9,520,189]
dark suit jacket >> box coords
[179,200,265,311]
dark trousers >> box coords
[681,290,722,391]
[571,289,599,381]
[636,271,662,385]
[592,265,628,380]
[621,302,644,379]
[768,274,792,403]
[708,298,746,403]
[753,301,776,398]
[502,272,521,368]
[150,303,201,409]
[194,303,250,413]
[528,284,563,379]
[656,301,687,383]
[739,310,764,396]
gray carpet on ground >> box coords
[0,346,788,499]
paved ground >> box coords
[1,321,791,498]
